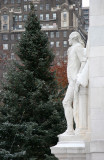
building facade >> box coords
[0,0,74,81]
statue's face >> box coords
[68,36,73,45]
[68,32,80,46]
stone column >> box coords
[78,87,88,133]
[89,0,104,159]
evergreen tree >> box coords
[0,4,66,160]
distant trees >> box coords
[51,58,68,88]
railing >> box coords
[41,25,58,30]
[9,8,22,13]
[14,9,22,13]
[11,27,25,32]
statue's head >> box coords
[68,31,85,47]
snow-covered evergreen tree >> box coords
[0,4,66,160]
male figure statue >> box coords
[62,31,87,135]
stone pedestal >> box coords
[51,134,90,160]
[51,142,86,160]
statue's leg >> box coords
[62,80,74,134]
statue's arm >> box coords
[79,61,86,73]
[77,47,87,73]
[76,46,89,89]
[75,47,87,91]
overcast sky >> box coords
[82,0,89,7]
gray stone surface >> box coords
[51,1,104,159]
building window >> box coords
[46,4,49,10]
[50,42,54,48]
[85,20,89,24]
[17,34,21,40]
[11,0,14,3]
[3,34,8,41]
[11,34,14,40]
[40,4,43,10]
[34,4,38,10]
[40,24,43,28]
[46,14,49,20]
[85,24,89,29]
[3,53,7,59]
[11,53,15,60]
[18,25,22,29]
[84,15,89,19]
[56,51,59,56]
[17,0,21,3]
[24,15,27,21]
[46,32,48,36]
[83,10,89,14]
[4,0,7,4]
[40,14,43,20]
[3,24,8,31]
[64,51,67,56]
[50,32,54,38]
[56,41,60,47]
[24,5,28,11]
[53,23,57,28]
[53,13,56,19]
[63,12,67,21]
[15,15,18,21]
[19,15,22,21]
[56,4,60,8]
[3,15,8,21]
[17,6,21,11]
[63,41,67,47]
[56,31,59,38]
[3,44,8,50]
[28,4,31,11]
[63,31,67,37]
[11,44,15,50]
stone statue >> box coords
[62,31,87,135]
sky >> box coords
[82,0,89,7]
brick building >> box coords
[73,0,89,42]
[0,0,74,80]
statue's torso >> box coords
[67,43,83,81]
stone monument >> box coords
[51,0,104,160]
[51,31,89,160]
